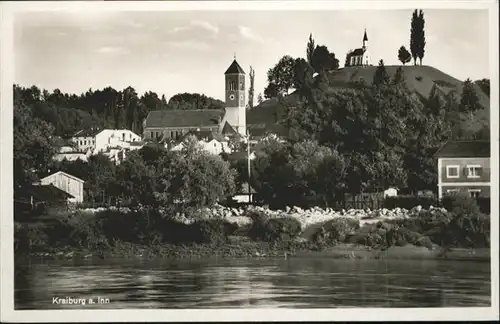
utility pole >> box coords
[247,130,252,203]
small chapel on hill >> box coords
[345,29,370,67]
[143,58,247,141]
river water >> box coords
[15,257,491,309]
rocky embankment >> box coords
[80,204,448,230]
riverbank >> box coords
[16,238,490,263]
[15,195,490,262]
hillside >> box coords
[247,65,490,136]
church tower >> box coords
[362,29,369,66]
[223,57,246,136]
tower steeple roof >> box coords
[363,29,368,42]
[225,59,245,74]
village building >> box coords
[169,130,232,155]
[40,171,85,203]
[15,184,75,214]
[434,140,490,199]
[232,182,256,203]
[345,29,370,67]
[53,152,89,163]
[71,128,141,153]
[143,58,247,141]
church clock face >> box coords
[229,94,235,100]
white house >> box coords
[40,171,85,203]
[232,182,256,203]
[383,187,398,198]
[71,128,99,152]
[71,128,142,153]
[94,129,142,153]
[169,130,232,155]
[53,152,89,162]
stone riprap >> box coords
[79,204,448,229]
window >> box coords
[229,81,236,91]
[150,131,154,138]
[468,189,481,198]
[446,189,459,195]
[466,165,482,178]
[240,82,244,90]
[446,165,460,178]
[170,131,174,138]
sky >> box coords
[14,9,490,103]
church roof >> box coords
[363,30,368,42]
[348,48,365,56]
[145,109,224,128]
[225,59,245,74]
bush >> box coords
[312,217,360,246]
[14,222,49,252]
[190,219,233,245]
[347,221,433,250]
[441,194,490,248]
[384,195,437,210]
[248,212,302,242]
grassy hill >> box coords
[247,65,490,136]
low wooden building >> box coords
[40,171,85,203]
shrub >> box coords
[384,195,437,210]
[248,212,302,242]
[14,222,49,252]
[347,221,433,250]
[312,217,360,246]
[190,219,232,245]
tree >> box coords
[410,9,419,65]
[306,33,316,64]
[459,78,481,115]
[257,93,264,105]
[416,10,426,65]
[167,93,225,110]
[13,93,57,188]
[248,66,255,109]
[398,46,412,65]
[310,45,339,72]
[265,55,297,98]
[475,78,490,97]
[294,58,315,94]
[154,145,237,213]
[392,66,406,86]
[372,59,390,86]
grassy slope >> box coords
[247,65,490,134]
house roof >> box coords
[181,130,227,142]
[434,141,490,158]
[224,59,245,74]
[221,121,237,135]
[73,128,102,138]
[16,184,74,202]
[41,171,85,183]
[144,109,225,128]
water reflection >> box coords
[15,257,491,309]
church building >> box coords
[345,29,370,67]
[142,58,247,141]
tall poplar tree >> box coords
[410,9,419,65]
[248,66,255,109]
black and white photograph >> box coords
[1,0,498,322]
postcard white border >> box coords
[1,0,499,322]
